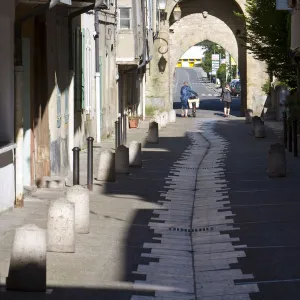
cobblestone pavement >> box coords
[1,108,300,300]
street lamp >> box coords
[173,4,182,21]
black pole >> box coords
[87,137,94,191]
[72,147,81,185]
[118,116,122,146]
[288,119,293,152]
[123,114,127,145]
[293,120,298,157]
[115,120,119,149]
[283,112,287,149]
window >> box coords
[119,7,131,29]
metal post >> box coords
[288,120,293,152]
[115,120,119,149]
[87,137,94,191]
[72,147,81,185]
[123,113,127,145]
[118,116,122,145]
[293,120,298,157]
[283,112,287,149]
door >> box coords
[33,15,50,187]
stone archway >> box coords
[169,14,240,104]
[145,0,267,117]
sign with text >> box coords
[211,54,220,75]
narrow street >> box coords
[1,68,300,300]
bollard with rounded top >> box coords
[66,185,90,234]
[115,145,129,174]
[148,121,159,144]
[268,143,286,178]
[47,199,75,253]
[6,224,46,292]
[160,113,167,128]
[252,116,266,138]
[169,109,176,123]
[97,150,115,182]
[129,141,142,167]
[163,111,169,124]
[245,109,253,124]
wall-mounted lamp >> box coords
[158,0,167,10]
[202,11,208,18]
[173,4,182,21]
[154,36,169,73]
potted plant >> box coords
[129,116,140,128]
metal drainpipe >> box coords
[94,10,102,143]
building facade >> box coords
[0,0,157,213]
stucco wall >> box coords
[47,7,70,177]
[0,0,15,212]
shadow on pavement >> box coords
[215,119,300,300]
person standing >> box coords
[180,82,198,117]
[220,83,232,117]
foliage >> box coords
[217,64,227,87]
[262,78,271,96]
[199,40,226,76]
[145,105,158,117]
[237,0,296,88]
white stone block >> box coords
[169,109,176,123]
[66,185,90,234]
[129,141,142,167]
[6,224,46,292]
[148,122,159,144]
[160,113,167,128]
[163,111,169,124]
[268,143,286,178]
[97,150,115,182]
[115,145,129,174]
[47,199,75,253]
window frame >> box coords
[118,7,132,30]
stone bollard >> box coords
[252,116,266,138]
[6,224,46,292]
[97,150,115,182]
[160,113,167,128]
[66,185,90,234]
[115,145,129,174]
[129,141,142,167]
[147,121,159,144]
[268,143,286,178]
[245,109,253,124]
[169,109,176,123]
[47,199,75,253]
[163,111,169,124]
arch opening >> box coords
[169,12,246,115]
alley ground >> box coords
[1,67,300,299]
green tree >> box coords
[237,0,296,87]
[217,64,227,87]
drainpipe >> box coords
[94,10,101,143]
